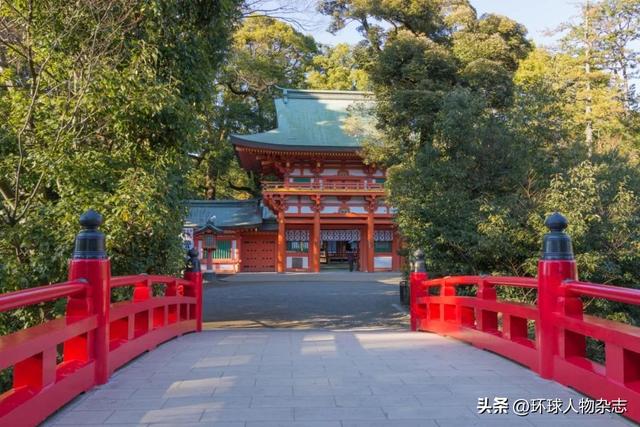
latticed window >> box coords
[374,241,392,253]
[286,230,309,253]
[202,234,216,249]
[212,240,231,259]
[374,229,393,253]
[286,241,309,252]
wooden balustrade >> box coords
[0,211,203,426]
[410,213,640,424]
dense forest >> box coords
[1,0,639,339]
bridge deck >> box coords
[45,329,631,426]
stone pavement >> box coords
[44,329,634,427]
[202,272,406,330]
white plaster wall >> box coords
[374,256,392,269]
[300,206,313,214]
[286,206,298,214]
[347,197,364,205]
[349,169,366,176]
[215,264,235,272]
[322,206,339,214]
[350,207,366,214]
[321,168,338,176]
[375,207,387,214]
[286,256,309,269]
[323,196,339,204]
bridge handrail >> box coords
[410,212,640,424]
[562,279,640,306]
[421,275,538,289]
[0,210,204,426]
[110,274,193,288]
[0,279,88,312]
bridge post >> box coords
[66,209,111,385]
[410,249,428,331]
[537,212,577,379]
[184,248,203,332]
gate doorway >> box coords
[319,229,361,271]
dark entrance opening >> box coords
[320,240,359,271]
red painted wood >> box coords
[241,236,277,272]
[409,271,640,424]
[0,262,202,426]
[0,280,87,312]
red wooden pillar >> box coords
[65,210,111,385]
[537,212,577,379]
[367,213,374,272]
[312,211,321,272]
[391,230,399,271]
[358,225,366,271]
[277,210,286,273]
[235,237,242,273]
[310,196,321,272]
[365,196,376,272]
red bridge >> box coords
[0,211,638,425]
[0,211,202,426]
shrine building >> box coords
[184,88,402,273]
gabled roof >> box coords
[195,222,223,235]
[185,199,269,229]
[230,88,374,152]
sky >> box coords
[277,0,583,48]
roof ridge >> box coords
[275,86,374,100]
[185,199,259,205]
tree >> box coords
[306,43,370,91]
[591,0,640,110]
[190,15,319,200]
[318,1,534,276]
[320,0,640,332]
[0,0,243,336]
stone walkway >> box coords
[202,272,406,330]
[45,329,633,427]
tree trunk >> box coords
[205,158,216,200]
[584,2,594,157]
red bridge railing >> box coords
[0,210,203,426]
[410,212,640,423]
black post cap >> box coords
[413,249,426,273]
[73,209,107,259]
[541,212,574,260]
[186,247,201,272]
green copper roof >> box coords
[231,88,374,151]
[185,199,273,229]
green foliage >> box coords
[0,0,242,340]
[189,15,319,200]
[321,0,640,327]
[306,43,371,91]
